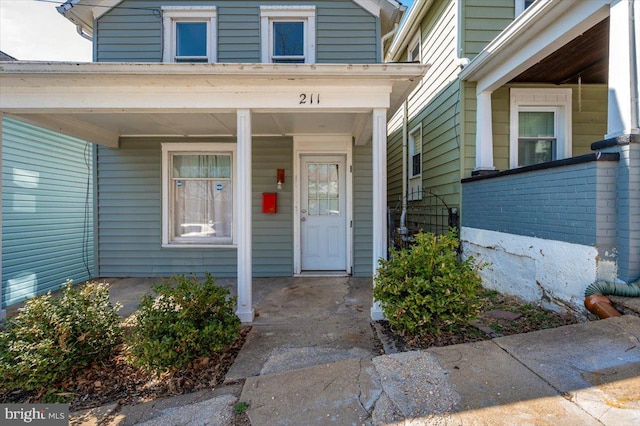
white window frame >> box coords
[260,6,316,64]
[161,143,237,248]
[408,124,423,201]
[408,32,421,63]
[515,0,536,17]
[510,88,572,169]
[162,6,217,63]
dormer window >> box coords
[261,6,316,64]
[162,6,217,63]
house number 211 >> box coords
[299,93,320,105]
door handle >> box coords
[301,217,306,222]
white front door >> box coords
[300,155,347,271]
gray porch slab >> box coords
[494,315,640,424]
[225,318,379,380]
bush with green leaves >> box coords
[127,274,240,373]
[0,281,122,394]
[373,230,484,335]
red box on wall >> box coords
[262,192,277,214]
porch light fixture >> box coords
[277,169,285,190]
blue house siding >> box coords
[353,143,373,276]
[2,118,94,308]
[97,137,295,277]
[95,0,379,63]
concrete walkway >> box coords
[70,277,640,425]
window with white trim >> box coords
[515,0,536,17]
[408,33,421,63]
[162,6,217,63]
[408,124,422,201]
[260,6,316,64]
[162,143,236,246]
[510,88,572,168]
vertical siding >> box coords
[353,143,372,276]
[97,137,293,277]
[461,0,514,58]
[490,84,608,172]
[2,118,94,307]
[95,0,378,64]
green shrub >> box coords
[0,281,122,394]
[127,274,240,373]
[373,230,484,335]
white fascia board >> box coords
[386,0,435,62]
[353,0,381,17]
[57,0,121,34]
[0,63,428,119]
[92,0,122,19]
[459,0,610,93]
[0,62,426,79]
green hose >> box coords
[585,279,640,297]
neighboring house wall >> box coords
[462,154,620,314]
[95,0,379,63]
[2,118,94,308]
[387,0,461,210]
[97,138,373,277]
[459,0,514,59]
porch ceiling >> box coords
[510,17,609,85]
[19,111,366,138]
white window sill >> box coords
[162,244,237,249]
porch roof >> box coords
[0,62,427,147]
[459,0,610,93]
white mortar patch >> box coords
[461,227,598,314]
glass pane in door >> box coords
[307,163,339,216]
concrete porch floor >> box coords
[102,275,381,379]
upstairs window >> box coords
[261,6,316,64]
[162,6,217,63]
[408,33,421,63]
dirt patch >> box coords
[376,290,578,352]
[0,326,251,413]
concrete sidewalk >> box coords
[69,277,640,425]
[237,315,640,425]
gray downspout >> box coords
[629,0,639,131]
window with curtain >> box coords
[162,145,235,246]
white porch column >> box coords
[371,108,387,321]
[475,91,495,171]
[236,109,254,323]
[0,115,4,321]
[606,0,640,138]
